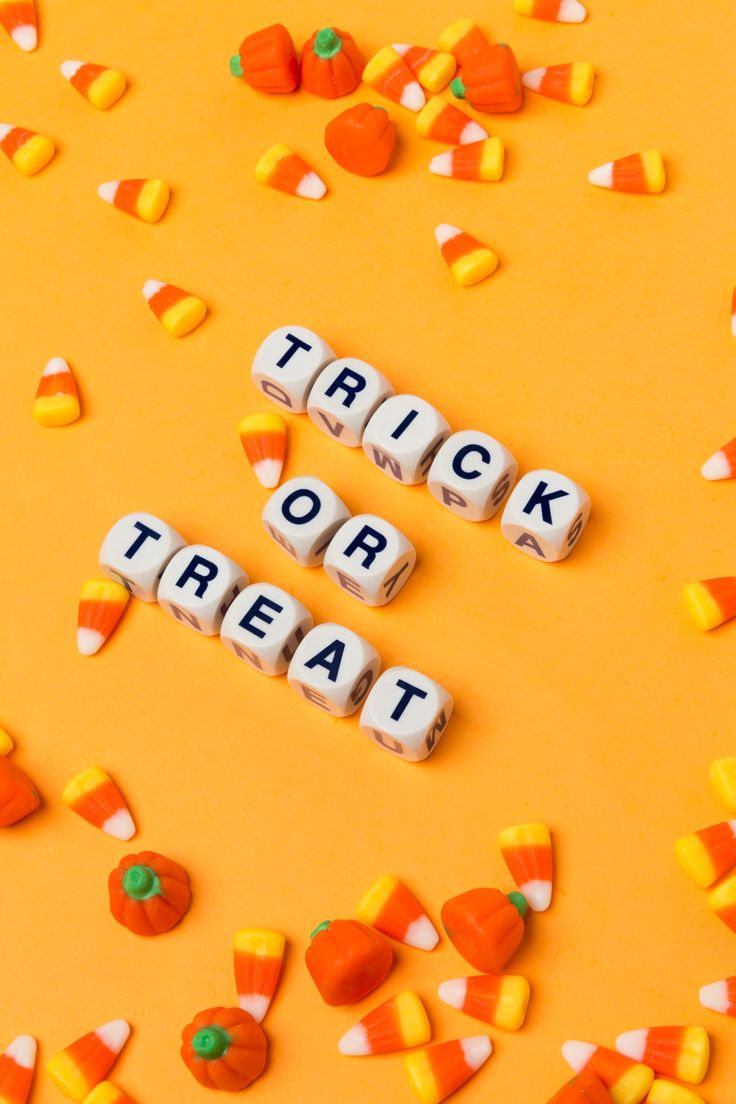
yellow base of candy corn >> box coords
[616,1065,655,1104]
[404,1050,440,1104]
[648,1079,705,1104]
[452,248,498,287]
[675,835,717,888]
[137,179,169,222]
[569,62,595,105]
[13,134,55,176]
[0,727,13,755]
[711,757,736,814]
[33,394,80,427]
[395,991,432,1047]
[88,70,127,110]
[83,1082,126,1104]
[683,583,724,631]
[496,976,531,1030]
[161,296,207,338]
[418,54,456,93]
[46,1052,92,1102]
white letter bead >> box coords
[427,431,518,522]
[307,358,394,447]
[261,476,351,567]
[287,623,381,717]
[501,469,590,562]
[99,512,187,602]
[220,583,313,676]
[362,395,451,484]
[323,514,416,606]
[360,666,453,762]
[157,544,248,635]
[251,325,335,413]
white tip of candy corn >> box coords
[338,1024,370,1056]
[97,1020,131,1054]
[615,1029,647,1061]
[429,151,453,177]
[701,451,731,480]
[0,125,13,141]
[252,458,283,489]
[559,0,587,21]
[521,68,545,93]
[460,121,488,145]
[404,915,440,950]
[238,994,270,1023]
[521,879,552,912]
[438,978,468,1009]
[60,60,85,80]
[461,1036,492,1069]
[699,980,729,1013]
[142,279,165,301]
[102,809,136,841]
[12,25,36,51]
[401,81,426,112]
[435,223,461,247]
[588,162,614,189]
[6,1035,37,1067]
[295,171,327,200]
[77,628,104,656]
[97,181,119,205]
[562,1041,597,1072]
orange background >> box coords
[1,1,735,1101]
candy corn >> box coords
[32,357,80,427]
[0,728,13,755]
[77,580,129,657]
[0,124,54,176]
[234,928,285,1022]
[699,975,736,1017]
[83,1084,135,1104]
[708,871,736,932]
[615,1027,709,1085]
[60,61,126,110]
[438,19,490,68]
[392,44,456,93]
[499,822,554,911]
[710,757,736,813]
[97,179,170,223]
[522,63,594,106]
[547,1071,614,1103]
[357,875,439,950]
[416,97,488,145]
[588,151,665,195]
[562,1041,654,1104]
[646,1082,705,1104]
[255,144,326,200]
[362,47,425,112]
[142,280,207,337]
[514,0,587,22]
[0,1035,36,1104]
[701,436,736,480]
[675,821,736,887]
[46,1021,130,1102]
[429,138,504,182]
[438,974,530,1030]
[435,225,498,288]
[237,413,287,489]
[339,991,431,1055]
[404,1037,492,1104]
[683,578,736,632]
[62,766,135,841]
[0,1,37,50]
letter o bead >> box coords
[427,431,518,521]
[501,469,590,562]
[360,667,453,761]
[157,545,248,635]
[287,623,381,717]
[262,476,351,567]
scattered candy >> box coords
[62,766,136,841]
[229,23,299,92]
[450,44,523,114]
[305,918,393,1005]
[675,821,736,888]
[438,974,530,1030]
[301,27,363,98]
[435,224,498,288]
[97,179,170,223]
[46,1021,130,1102]
[0,755,40,826]
[108,850,191,936]
[499,822,554,912]
[0,1035,36,1104]
[338,991,431,1055]
[181,1007,267,1092]
[238,412,287,488]
[255,143,327,200]
[429,138,504,182]
[0,124,55,176]
[699,975,736,1017]
[588,151,666,195]
[234,928,285,1023]
[646,1082,706,1104]
[514,0,588,23]
[357,875,439,950]
[710,757,736,813]
[683,578,736,632]
[142,280,207,337]
[77,580,129,657]
[32,357,81,427]
[547,1071,615,1103]
[325,103,396,176]
[60,61,127,110]
[441,888,527,971]
[0,1,36,51]
[561,1041,654,1104]
[700,436,736,480]
[707,871,736,932]
[416,98,488,145]
[404,1037,492,1104]
[362,47,425,112]
[438,20,490,68]
[392,44,456,93]
[615,1027,709,1085]
[522,63,595,106]
[83,1083,136,1104]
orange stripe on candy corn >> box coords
[562,1041,653,1104]
[588,151,665,194]
[437,20,490,68]
[46,1021,130,1102]
[615,1027,709,1085]
[339,991,431,1056]
[62,766,136,841]
[701,436,736,480]
[0,1035,36,1104]
[708,872,736,933]
[522,63,594,106]
[700,976,736,1018]
[357,875,439,950]
[514,0,587,23]
[0,2,37,50]
[64,61,106,95]
[429,138,504,182]
[416,97,487,145]
[499,823,554,911]
[438,974,530,1031]
[362,47,425,112]
[234,929,286,1022]
[404,1037,492,1104]
[77,580,129,657]
[255,144,327,200]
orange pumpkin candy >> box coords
[547,1070,614,1103]
[0,755,41,826]
[441,887,527,972]
[181,1007,267,1092]
[229,24,299,93]
[451,43,523,113]
[305,919,393,1005]
[109,850,191,936]
[325,103,396,176]
[301,27,363,98]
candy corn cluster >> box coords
[0,1021,134,1104]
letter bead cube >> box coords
[428,430,518,521]
[307,358,394,447]
[360,666,453,761]
[362,395,451,484]
[252,325,335,413]
[287,623,381,717]
[157,545,248,635]
[323,514,416,606]
[221,582,313,676]
[501,469,590,562]
[262,476,351,567]
[99,512,187,601]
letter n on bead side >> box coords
[500,469,590,562]
[360,667,453,761]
